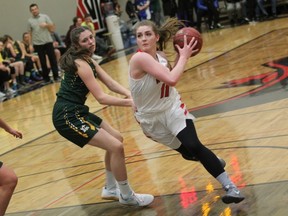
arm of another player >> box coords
[76,59,133,107]
[0,118,23,139]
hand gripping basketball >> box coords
[173,27,203,57]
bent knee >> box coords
[111,141,124,154]
[0,170,18,188]
[7,171,18,187]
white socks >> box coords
[105,170,133,198]
[105,170,117,190]
[117,180,133,199]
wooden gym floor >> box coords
[1,17,288,216]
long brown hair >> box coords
[59,26,93,73]
[134,17,185,51]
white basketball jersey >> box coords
[129,53,180,114]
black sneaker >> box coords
[54,77,62,83]
[41,79,53,86]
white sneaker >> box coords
[0,92,6,101]
[92,54,103,60]
[119,192,154,207]
[0,91,6,97]
[5,88,16,94]
[101,187,120,201]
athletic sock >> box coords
[216,172,236,188]
[105,169,117,190]
[117,180,133,199]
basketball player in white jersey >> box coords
[128,18,245,204]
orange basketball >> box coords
[173,27,203,56]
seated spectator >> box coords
[0,41,17,95]
[225,0,243,26]
[64,16,83,49]
[0,63,16,97]
[81,14,96,35]
[50,32,66,72]
[95,35,116,58]
[0,37,25,89]
[81,14,116,60]
[21,32,43,81]
[3,35,33,84]
[81,14,103,60]
[51,31,66,55]
[196,0,223,32]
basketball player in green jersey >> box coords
[52,26,153,206]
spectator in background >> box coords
[255,0,269,20]
[2,35,29,87]
[21,32,43,80]
[64,16,83,49]
[82,13,116,60]
[225,0,243,26]
[50,32,66,71]
[135,0,151,20]
[51,32,66,55]
[27,3,60,84]
[0,40,17,96]
[239,0,251,23]
[178,0,196,27]
[0,39,25,91]
[0,117,22,216]
[244,0,257,21]
[161,0,178,18]
[2,35,26,62]
[81,14,103,61]
[126,0,138,25]
[256,0,277,20]
[196,0,223,32]
[113,0,122,17]
[82,14,96,35]
[268,0,277,18]
[100,0,115,17]
[150,0,162,26]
